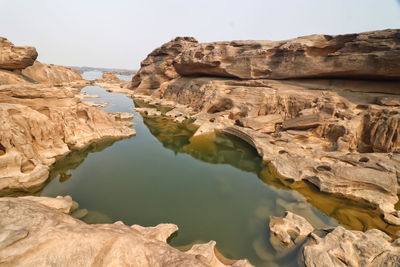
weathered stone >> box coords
[17,195,76,214]
[238,114,283,133]
[0,37,37,70]
[0,84,135,193]
[269,211,314,246]
[109,112,134,121]
[174,29,400,80]
[0,197,252,267]
[21,61,83,84]
[282,114,325,130]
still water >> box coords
[39,71,395,266]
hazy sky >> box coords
[1,0,399,69]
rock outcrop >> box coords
[0,197,252,267]
[0,84,136,194]
[0,37,38,70]
[130,29,400,228]
[22,61,83,84]
[269,212,400,267]
[174,29,400,80]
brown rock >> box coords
[131,37,198,93]
[0,37,38,70]
[21,61,83,84]
[174,29,400,80]
[0,197,252,267]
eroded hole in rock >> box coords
[359,157,370,163]
[38,107,50,117]
[21,159,35,173]
[207,98,234,114]
[7,109,21,116]
[279,150,288,154]
[77,109,89,121]
[316,165,332,172]
[0,142,6,156]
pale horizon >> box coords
[1,0,400,69]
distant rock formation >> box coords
[22,61,83,84]
[130,29,400,228]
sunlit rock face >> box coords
[0,37,38,70]
[21,61,83,84]
[130,29,400,227]
[269,212,400,267]
[0,197,252,267]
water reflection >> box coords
[142,115,400,238]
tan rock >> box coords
[0,84,135,194]
[269,211,314,246]
[0,197,252,267]
[21,61,83,84]
[109,112,134,121]
[17,195,76,214]
[174,29,400,80]
[0,37,37,70]
[0,70,30,85]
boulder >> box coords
[0,37,37,70]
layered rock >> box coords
[0,83,135,194]
[269,212,400,267]
[21,61,83,84]
[174,29,400,79]
[130,29,400,227]
[0,37,38,70]
[0,197,252,267]
[132,37,198,93]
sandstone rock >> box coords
[0,84,135,194]
[109,112,134,121]
[269,212,400,267]
[174,29,400,80]
[0,37,37,70]
[0,70,30,85]
[0,197,252,267]
[238,114,283,133]
[131,37,198,93]
[269,211,314,246]
[134,107,162,117]
[101,71,121,82]
[281,113,326,130]
[17,195,76,214]
[21,61,83,84]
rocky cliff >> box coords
[22,61,84,84]
[130,29,400,229]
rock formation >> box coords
[269,212,400,267]
[0,37,136,195]
[0,37,38,70]
[0,197,252,267]
[130,29,400,228]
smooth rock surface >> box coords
[0,197,252,267]
[22,61,83,84]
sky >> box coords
[1,0,399,69]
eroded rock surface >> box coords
[269,212,400,267]
[22,61,83,84]
[0,37,38,70]
[0,84,136,194]
[130,30,400,226]
[0,197,252,267]
[174,29,400,79]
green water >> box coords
[39,71,366,266]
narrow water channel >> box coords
[39,71,359,266]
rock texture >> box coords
[174,29,400,79]
[0,197,252,267]
[0,84,135,194]
[0,37,38,70]
[22,61,83,84]
[130,29,400,228]
[269,212,400,267]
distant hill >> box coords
[70,66,137,76]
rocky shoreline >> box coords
[0,37,253,266]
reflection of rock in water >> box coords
[143,115,400,238]
[2,138,118,197]
[143,116,262,175]
[82,210,113,224]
